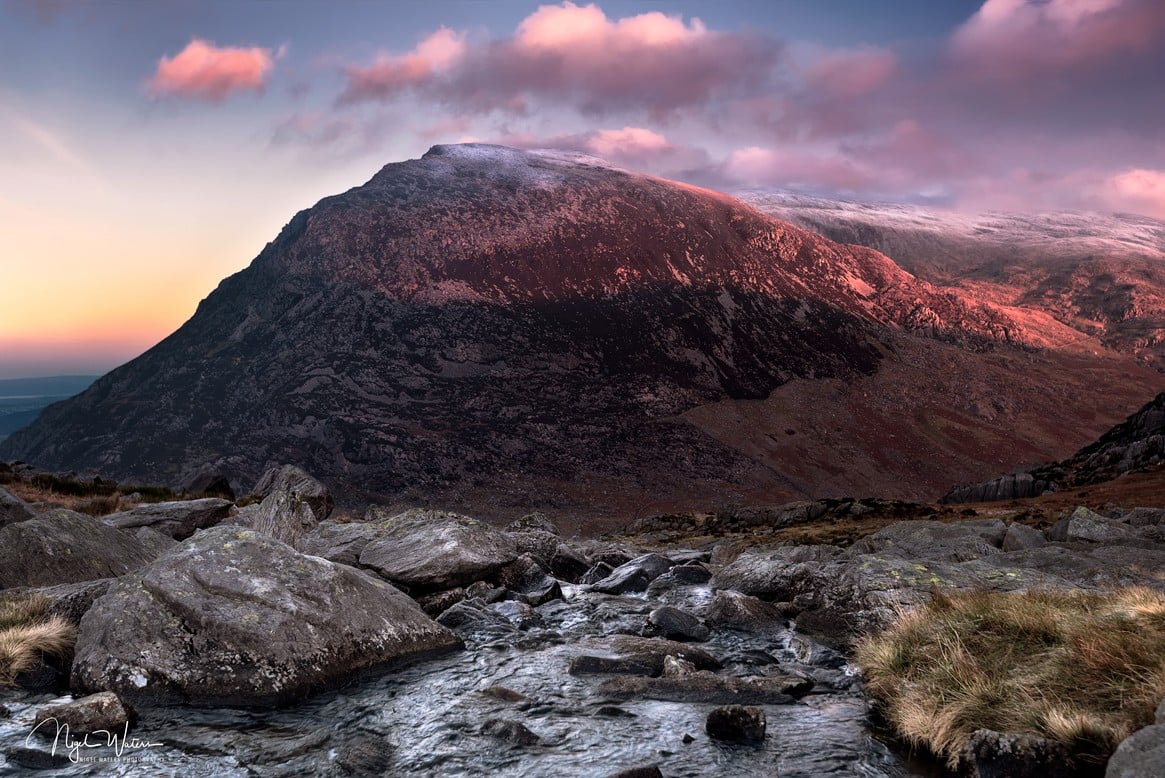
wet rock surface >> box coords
[706,705,767,744]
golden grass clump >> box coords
[856,587,1165,769]
[0,593,76,685]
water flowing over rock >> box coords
[70,525,462,706]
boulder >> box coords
[547,544,591,583]
[706,705,766,744]
[1,579,115,626]
[645,564,712,593]
[590,554,674,594]
[251,464,333,521]
[580,561,614,585]
[851,519,1007,562]
[506,513,559,535]
[1126,508,1165,528]
[0,486,35,527]
[102,498,233,540]
[358,511,519,592]
[1002,522,1047,552]
[1048,507,1134,543]
[32,692,132,736]
[643,606,709,642]
[179,469,235,499]
[299,520,381,566]
[243,488,319,548]
[496,554,562,606]
[71,526,462,707]
[704,591,787,632]
[1106,724,1165,778]
[0,509,162,587]
[506,529,560,563]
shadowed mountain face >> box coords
[2,146,1159,525]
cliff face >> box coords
[2,146,1158,521]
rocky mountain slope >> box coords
[738,190,1165,368]
[943,391,1165,503]
[1,146,1159,523]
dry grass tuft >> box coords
[856,587,1165,768]
[0,594,75,685]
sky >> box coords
[2,0,1164,379]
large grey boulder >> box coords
[358,511,519,591]
[299,520,383,566]
[1048,507,1134,543]
[71,526,462,707]
[1002,522,1047,551]
[1107,724,1165,778]
[0,510,162,587]
[851,519,1007,562]
[589,553,674,594]
[0,486,35,527]
[102,498,233,540]
[251,464,333,522]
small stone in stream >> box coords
[480,686,528,703]
[662,656,697,678]
[706,705,766,744]
[33,691,133,735]
[464,581,506,603]
[0,704,9,718]
[682,733,695,744]
[580,561,614,585]
[416,588,465,617]
[480,718,541,746]
[334,733,395,778]
[548,545,590,582]
[5,745,73,769]
[594,706,636,718]
[488,600,544,629]
[497,554,562,606]
[607,765,664,778]
[569,655,657,676]
[590,554,674,594]
[644,606,710,642]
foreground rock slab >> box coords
[71,526,462,707]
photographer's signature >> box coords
[27,718,164,764]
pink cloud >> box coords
[337,2,780,116]
[952,0,1165,76]
[723,146,875,191]
[805,47,897,99]
[585,126,671,157]
[148,39,276,102]
[338,27,467,105]
[1105,169,1165,217]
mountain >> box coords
[942,391,1165,503]
[1,145,1159,526]
[737,190,1165,369]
